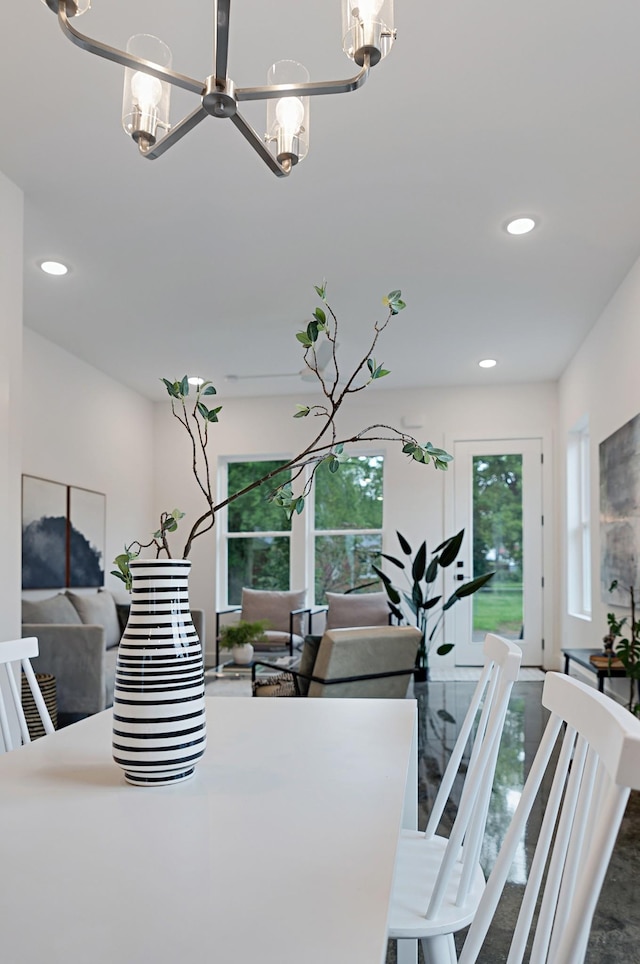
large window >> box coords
[313,455,384,604]
[224,460,291,604]
[567,417,591,618]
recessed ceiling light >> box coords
[188,376,204,387]
[39,260,69,276]
[505,217,536,236]
[479,358,497,369]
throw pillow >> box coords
[66,590,121,650]
[325,591,390,630]
[22,593,83,625]
[241,588,307,635]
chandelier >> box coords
[43,0,395,177]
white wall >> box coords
[0,171,23,639]
[153,380,557,664]
[22,329,156,599]
[558,251,640,698]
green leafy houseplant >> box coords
[112,284,452,589]
[218,620,268,650]
[373,529,495,678]
[606,580,640,717]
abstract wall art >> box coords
[21,475,105,590]
[599,413,640,605]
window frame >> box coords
[567,416,591,619]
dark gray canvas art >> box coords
[21,476,106,589]
[68,486,105,587]
[599,413,640,604]
[22,476,68,589]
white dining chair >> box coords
[390,633,522,964]
[457,670,640,964]
[0,636,55,751]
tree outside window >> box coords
[313,455,384,604]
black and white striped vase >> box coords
[112,558,207,787]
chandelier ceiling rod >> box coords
[45,0,394,176]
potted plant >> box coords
[373,529,495,681]
[606,580,640,717]
[219,620,268,665]
[107,284,452,786]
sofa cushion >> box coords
[66,590,121,650]
[22,593,82,626]
[325,591,390,630]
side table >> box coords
[562,647,627,693]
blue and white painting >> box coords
[22,476,67,589]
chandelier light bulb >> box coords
[275,97,304,137]
[478,358,497,369]
[131,71,163,110]
[355,0,385,21]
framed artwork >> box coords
[21,475,106,590]
[69,486,105,588]
[599,412,640,604]
[21,476,68,589]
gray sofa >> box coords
[22,589,205,721]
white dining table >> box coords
[0,696,417,964]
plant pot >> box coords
[112,558,207,787]
[232,643,254,665]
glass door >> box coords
[450,438,543,666]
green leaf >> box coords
[197,402,209,419]
[180,375,189,396]
[293,405,310,419]
[380,553,405,571]
[161,377,180,399]
[313,307,326,325]
[334,443,344,455]
[373,366,390,379]
[421,595,441,610]
[329,458,340,474]
[314,281,327,299]
[397,532,412,556]
[436,706,456,722]
[296,332,312,347]
[387,289,401,302]
[207,406,222,422]
[454,571,495,598]
[412,541,427,582]
[436,643,454,657]
[202,385,217,395]
[295,497,305,515]
[367,357,375,375]
[306,321,319,343]
[425,556,439,583]
[438,529,464,567]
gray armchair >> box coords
[252,625,421,698]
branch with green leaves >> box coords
[112,283,452,588]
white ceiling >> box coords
[3,0,640,401]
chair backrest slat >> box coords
[424,634,523,919]
[0,637,54,752]
[459,672,640,964]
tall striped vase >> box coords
[112,558,207,787]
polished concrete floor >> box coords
[385,679,640,963]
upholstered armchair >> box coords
[215,587,311,666]
[252,625,421,698]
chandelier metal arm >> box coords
[56,3,204,95]
[229,111,292,178]
[141,106,210,161]
[214,0,231,85]
[236,61,370,103]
